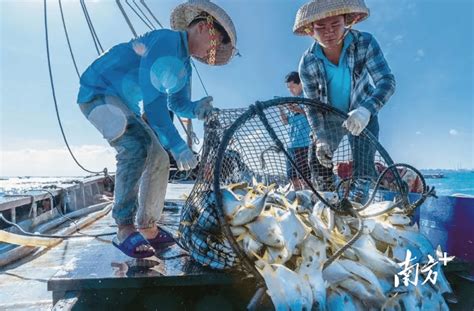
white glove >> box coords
[343,107,371,136]
[316,141,333,168]
[170,144,198,171]
[194,96,213,120]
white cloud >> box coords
[406,2,417,12]
[449,129,458,136]
[384,34,404,57]
[393,35,404,44]
[1,145,117,177]
[416,131,422,135]
[415,49,425,61]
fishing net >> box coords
[177,97,428,272]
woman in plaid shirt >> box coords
[293,0,396,193]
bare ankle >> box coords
[117,225,137,239]
[139,227,158,239]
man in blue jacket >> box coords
[77,0,237,258]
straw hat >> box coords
[170,0,237,66]
[293,0,369,35]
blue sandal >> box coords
[112,232,155,258]
[146,227,175,249]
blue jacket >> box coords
[77,29,196,154]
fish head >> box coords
[221,188,242,216]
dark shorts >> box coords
[286,147,310,180]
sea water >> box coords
[0,171,473,202]
[422,170,474,197]
[0,176,85,204]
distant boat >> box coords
[423,173,445,179]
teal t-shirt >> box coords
[315,32,353,113]
[287,99,311,148]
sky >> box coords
[0,0,473,176]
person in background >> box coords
[293,0,395,196]
[76,0,237,258]
[278,71,311,190]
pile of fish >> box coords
[218,181,452,310]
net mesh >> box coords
[178,98,417,270]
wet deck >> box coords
[0,183,256,310]
[47,203,255,310]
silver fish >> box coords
[229,189,269,226]
[221,188,243,218]
[327,208,335,230]
[300,234,327,264]
[393,236,424,263]
[387,214,412,226]
[322,261,352,285]
[257,261,313,311]
[399,287,423,311]
[231,188,248,197]
[381,293,406,311]
[230,226,247,236]
[227,181,249,193]
[238,232,263,257]
[308,212,349,249]
[360,201,395,217]
[335,216,352,238]
[378,278,394,295]
[266,192,292,209]
[394,227,436,258]
[317,191,339,204]
[327,289,358,311]
[418,281,450,310]
[338,259,385,297]
[255,261,288,310]
[297,258,327,311]
[352,232,378,250]
[371,220,399,246]
[352,236,399,277]
[277,207,311,256]
[338,278,386,307]
[246,209,285,248]
[294,190,315,213]
[265,245,290,264]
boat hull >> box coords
[382,191,473,263]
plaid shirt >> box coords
[299,30,395,139]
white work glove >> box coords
[194,96,213,120]
[316,141,333,168]
[343,106,371,136]
[170,144,198,171]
